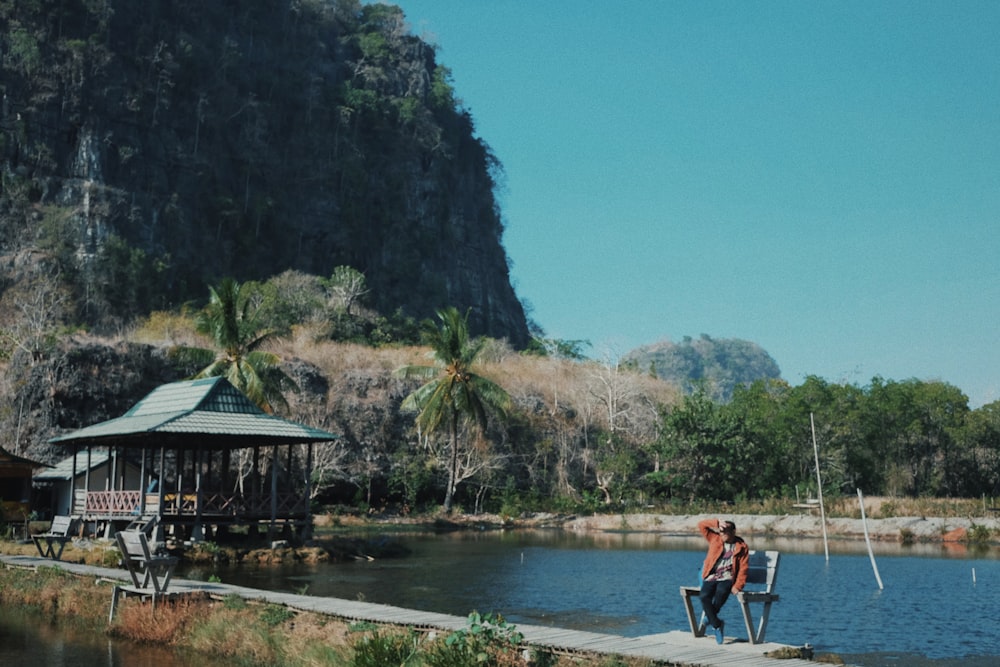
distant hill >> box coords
[0,1,529,345]
[625,334,781,402]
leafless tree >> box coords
[0,266,70,364]
[299,441,349,500]
[326,265,369,316]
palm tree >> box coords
[395,307,510,513]
[190,278,296,413]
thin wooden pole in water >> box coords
[857,488,884,589]
[810,413,830,563]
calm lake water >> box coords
[207,529,1000,667]
[4,529,998,666]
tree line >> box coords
[120,276,1000,513]
[385,329,1000,514]
[6,271,999,515]
[281,296,999,512]
[652,377,998,503]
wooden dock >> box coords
[1,553,834,667]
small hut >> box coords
[49,376,339,542]
[0,446,49,521]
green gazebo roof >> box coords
[49,377,337,449]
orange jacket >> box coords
[698,519,749,593]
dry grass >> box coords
[111,593,212,644]
[127,309,209,348]
[184,600,286,663]
[0,565,107,623]
[658,495,996,521]
[823,495,991,520]
[270,336,681,414]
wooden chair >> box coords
[31,515,78,560]
[680,549,780,644]
[115,529,178,594]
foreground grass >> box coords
[0,565,658,667]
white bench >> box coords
[31,515,78,560]
[680,549,780,644]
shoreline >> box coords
[557,512,1000,542]
[5,510,996,567]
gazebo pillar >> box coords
[69,447,78,517]
[154,446,166,543]
[139,447,147,516]
[192,447,205,542]
[303,442,314,540]
[269,444,279,543]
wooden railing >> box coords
[78,489,306,519]
[84,490,142,516]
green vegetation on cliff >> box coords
[0,0,528,345]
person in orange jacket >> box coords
[698,517,749,644]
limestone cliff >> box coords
[0,1,529,345]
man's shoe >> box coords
[714,621,724,645]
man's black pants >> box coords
[699,579,733,629]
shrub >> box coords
[260,604,295,627]
[351,629,420,667]
[967,523,992,544]
[423,612,527,667]
[222,593,246,610]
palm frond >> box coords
[194,357,230,379]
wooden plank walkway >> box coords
[1,554,837,667]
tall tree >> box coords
[190,278,295,413]
[656,389,756,501]
[395,307,510,512]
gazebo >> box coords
[48,376,338,542]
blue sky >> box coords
[387,1,1000,408]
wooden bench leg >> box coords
[755,600,773,644]
[33,537,54,559]
[679,587,707,638]
[738,597,774,644]
[109,585,122,623]
[738,595,758,643]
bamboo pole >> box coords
[810,413,829,563]
[857,488,884,589]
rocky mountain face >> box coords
[0,0,529,345]
[8,339,196,462]
[625,334,782,403]
[6,335,412,479]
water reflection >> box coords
[201,529,998,665]
[0,604,241,667]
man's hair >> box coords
[723,521,736,532]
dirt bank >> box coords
[560,512,1000,542]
